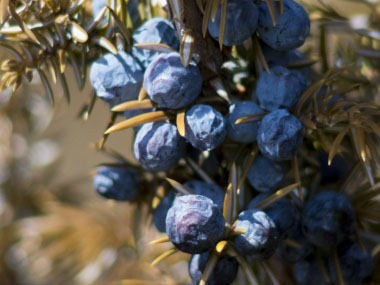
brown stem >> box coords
[169,1,224,82]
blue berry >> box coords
[248,193,299,238]
[276,223,313,263]
[89,51,143,107]
[152,191,177,233]
[144,52,202,109]
[257,0,310,51]
[226,101,263,143]
[153,181,225,233]
[93,166,139,201]
[132,17,180,69]
[166,195,225,254]
[189,252,238,285]
[207,0,258,46]
[302,192,355,249]
[328,240,374,284]
[133,121,186,172]
[185,104,227,151]
[247,155,287,192]
[184,181,225,209]
[257,109,303,161]
[261,41,298,67]
[293,257,329,285]
[256,66,307,111]
[233,209,279,258]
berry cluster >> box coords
[88,1,377,284]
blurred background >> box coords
[0,0,379,284]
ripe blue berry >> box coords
[89,51,143,107]
[207,0,258,46]
[256,66,307,111]
[93,166,139,201]
[133,121,186,172]
[328,240,374,284]
[143,52,202,109]
[257,0,310,51]
[293,256,329,285]
[247,155,287,192]
[189,252,239,285]
[184,181,225,209]
[233,209,280,259]
[132,17,179,69]
[258,109,303,161]
[302,192,355,249]
[226,101,263,143]
[166,195,225,254]
[185,104,227,151]
[260,41,303,67]
[248,193,299,239]
[153,181,225,233]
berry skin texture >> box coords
[248,193,300,239]
[207,0,258,46]
[166,195,226,254]
[256,66,307,111]
[257,0,310,51]
[89,51,143,107]
[328,240,374,284]
[153,181,225,233]
[302,191,355,249]
[143,52,202,109]
[185,104,227,151]
[93,166,139,201]
[132,17,179,69]
[233,209,280,259]
[133,121,186,172]
[226,101,263,143]
[189,252,239,285]
[258,109,303,161]
[247,155,287,192]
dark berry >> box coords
[257,0,310,51]
[132,17,179,69]
[256,66,307,111]
[226,101,263,143]
[248,193,300,238]
[208,0,258,46]
[133,121,186,171]
[189,252,239,285]
[89,51,144,107]
[153,181,225,233]
[144,52,202,109]
[302,192,355,249]
[93,166,139,201]
[166,195,225,254]
[185,104,226,151]
[257,109,303,161]
[233,209,280,259]
[328,240,374,284]
[247,155,287,192]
